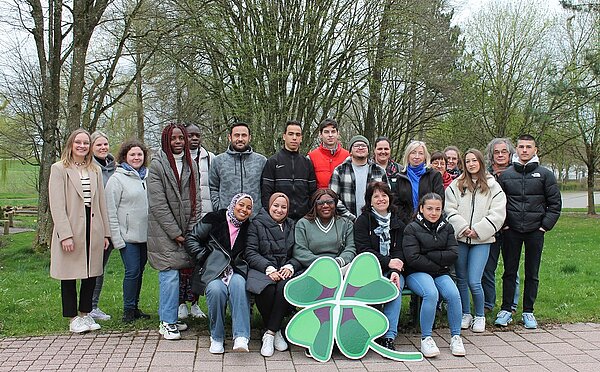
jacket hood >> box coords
[115,166,147,180]
[513,154,540,173]
[226,144,254,156]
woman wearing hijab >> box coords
[246,192,300,357]
[185,193,253,354]
[393,141,444,224]
[354,182,406,351]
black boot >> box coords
[122,309,136,323]
[134,308,151,319]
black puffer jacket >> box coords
[394,168,445,224]
[261,148,317,221]
[245,209,301,294]
[498,160,561,233]
[185,210,249,295]
[354,211,406,274]
[402,213,458,278]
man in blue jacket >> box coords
[495,134,562,329]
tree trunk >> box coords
[587,162,596,215]
[135,52,145,140]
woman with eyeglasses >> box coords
[293,188,356,272]
[393,141,444,224]
[430,152,453,189]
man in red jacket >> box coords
[308,118,350,189]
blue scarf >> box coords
[120,163,147,180]
[406,163,426,211]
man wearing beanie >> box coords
[329,135,387,221]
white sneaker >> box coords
[190,303,207,318]
[273,330,288,351]
[89,307,111,321]
[461,314,473,330]
[209,337,225,354]
[232,337,249,352]
[261,332,275,357]
[176,321,188,331]
[471,316,486,333]
[178,304,189,319]
[69,316,90,333]
[82,315,101,331]
[159,322,181,340]
[420,336,440,358]
[450,335,466,356]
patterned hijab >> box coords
[226,193,253,228]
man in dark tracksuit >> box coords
[261,120,317,221]
[495,134,561,329]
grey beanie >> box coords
[349,135,369,150]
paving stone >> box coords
[536,342,585,355]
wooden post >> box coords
[8,211,13,227]
[3,220,9,235]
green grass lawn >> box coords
[0,160,38,207]
[0,213,598,337]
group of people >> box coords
[48,118,561,360]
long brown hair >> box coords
[456,149,489,195]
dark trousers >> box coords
[254,280,291,332]
[92,242,113,308]
[61,278,97,317]
[501,229,545,313]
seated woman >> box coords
[402,193,465,358]
[293,188,356,272]
[246,192,301,357]
[354,182,406,351]
[185,193,253,354]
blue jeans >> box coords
[456,243,489,317]
[158,270,180,324]
[382,273,404,339]
[92,243,113,309]
[205,273,250,342]
[406,273,461,338]
[483,236,519,310]
[119,242,147,311]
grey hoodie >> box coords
[209,145,266,212]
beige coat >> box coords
[49,162,110,280]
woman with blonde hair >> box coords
[49,128,111,333]
[393,141,444,224]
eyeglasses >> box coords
[352,143,368,149]
[316,199,335,206]
[431,160,446,166]
[493,150,509,155]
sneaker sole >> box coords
[232,346,249,352]
[422,350,440,358]
[452,350,466,356]
[209,348,225,354]
[494,319,512,327]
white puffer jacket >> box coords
[445,175,506,244]
[198,147,215,217]
[105,166,149,249]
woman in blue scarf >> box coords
[105,139,151,323]
[393,141,444,224]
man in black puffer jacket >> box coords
[495,134,562,329]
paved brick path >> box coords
[1,323,599,371]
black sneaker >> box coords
[381,338,396,351]
[122,309,136,323]
[134,308,151,319]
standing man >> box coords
[187,123,215,218]
[261,120,317,221]
[482,138,519,314]
[495,134,561,329]
[209,122,267,212]
[308,118,350,189]
[329,135,387,221]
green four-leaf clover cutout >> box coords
[284,252,423,362]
